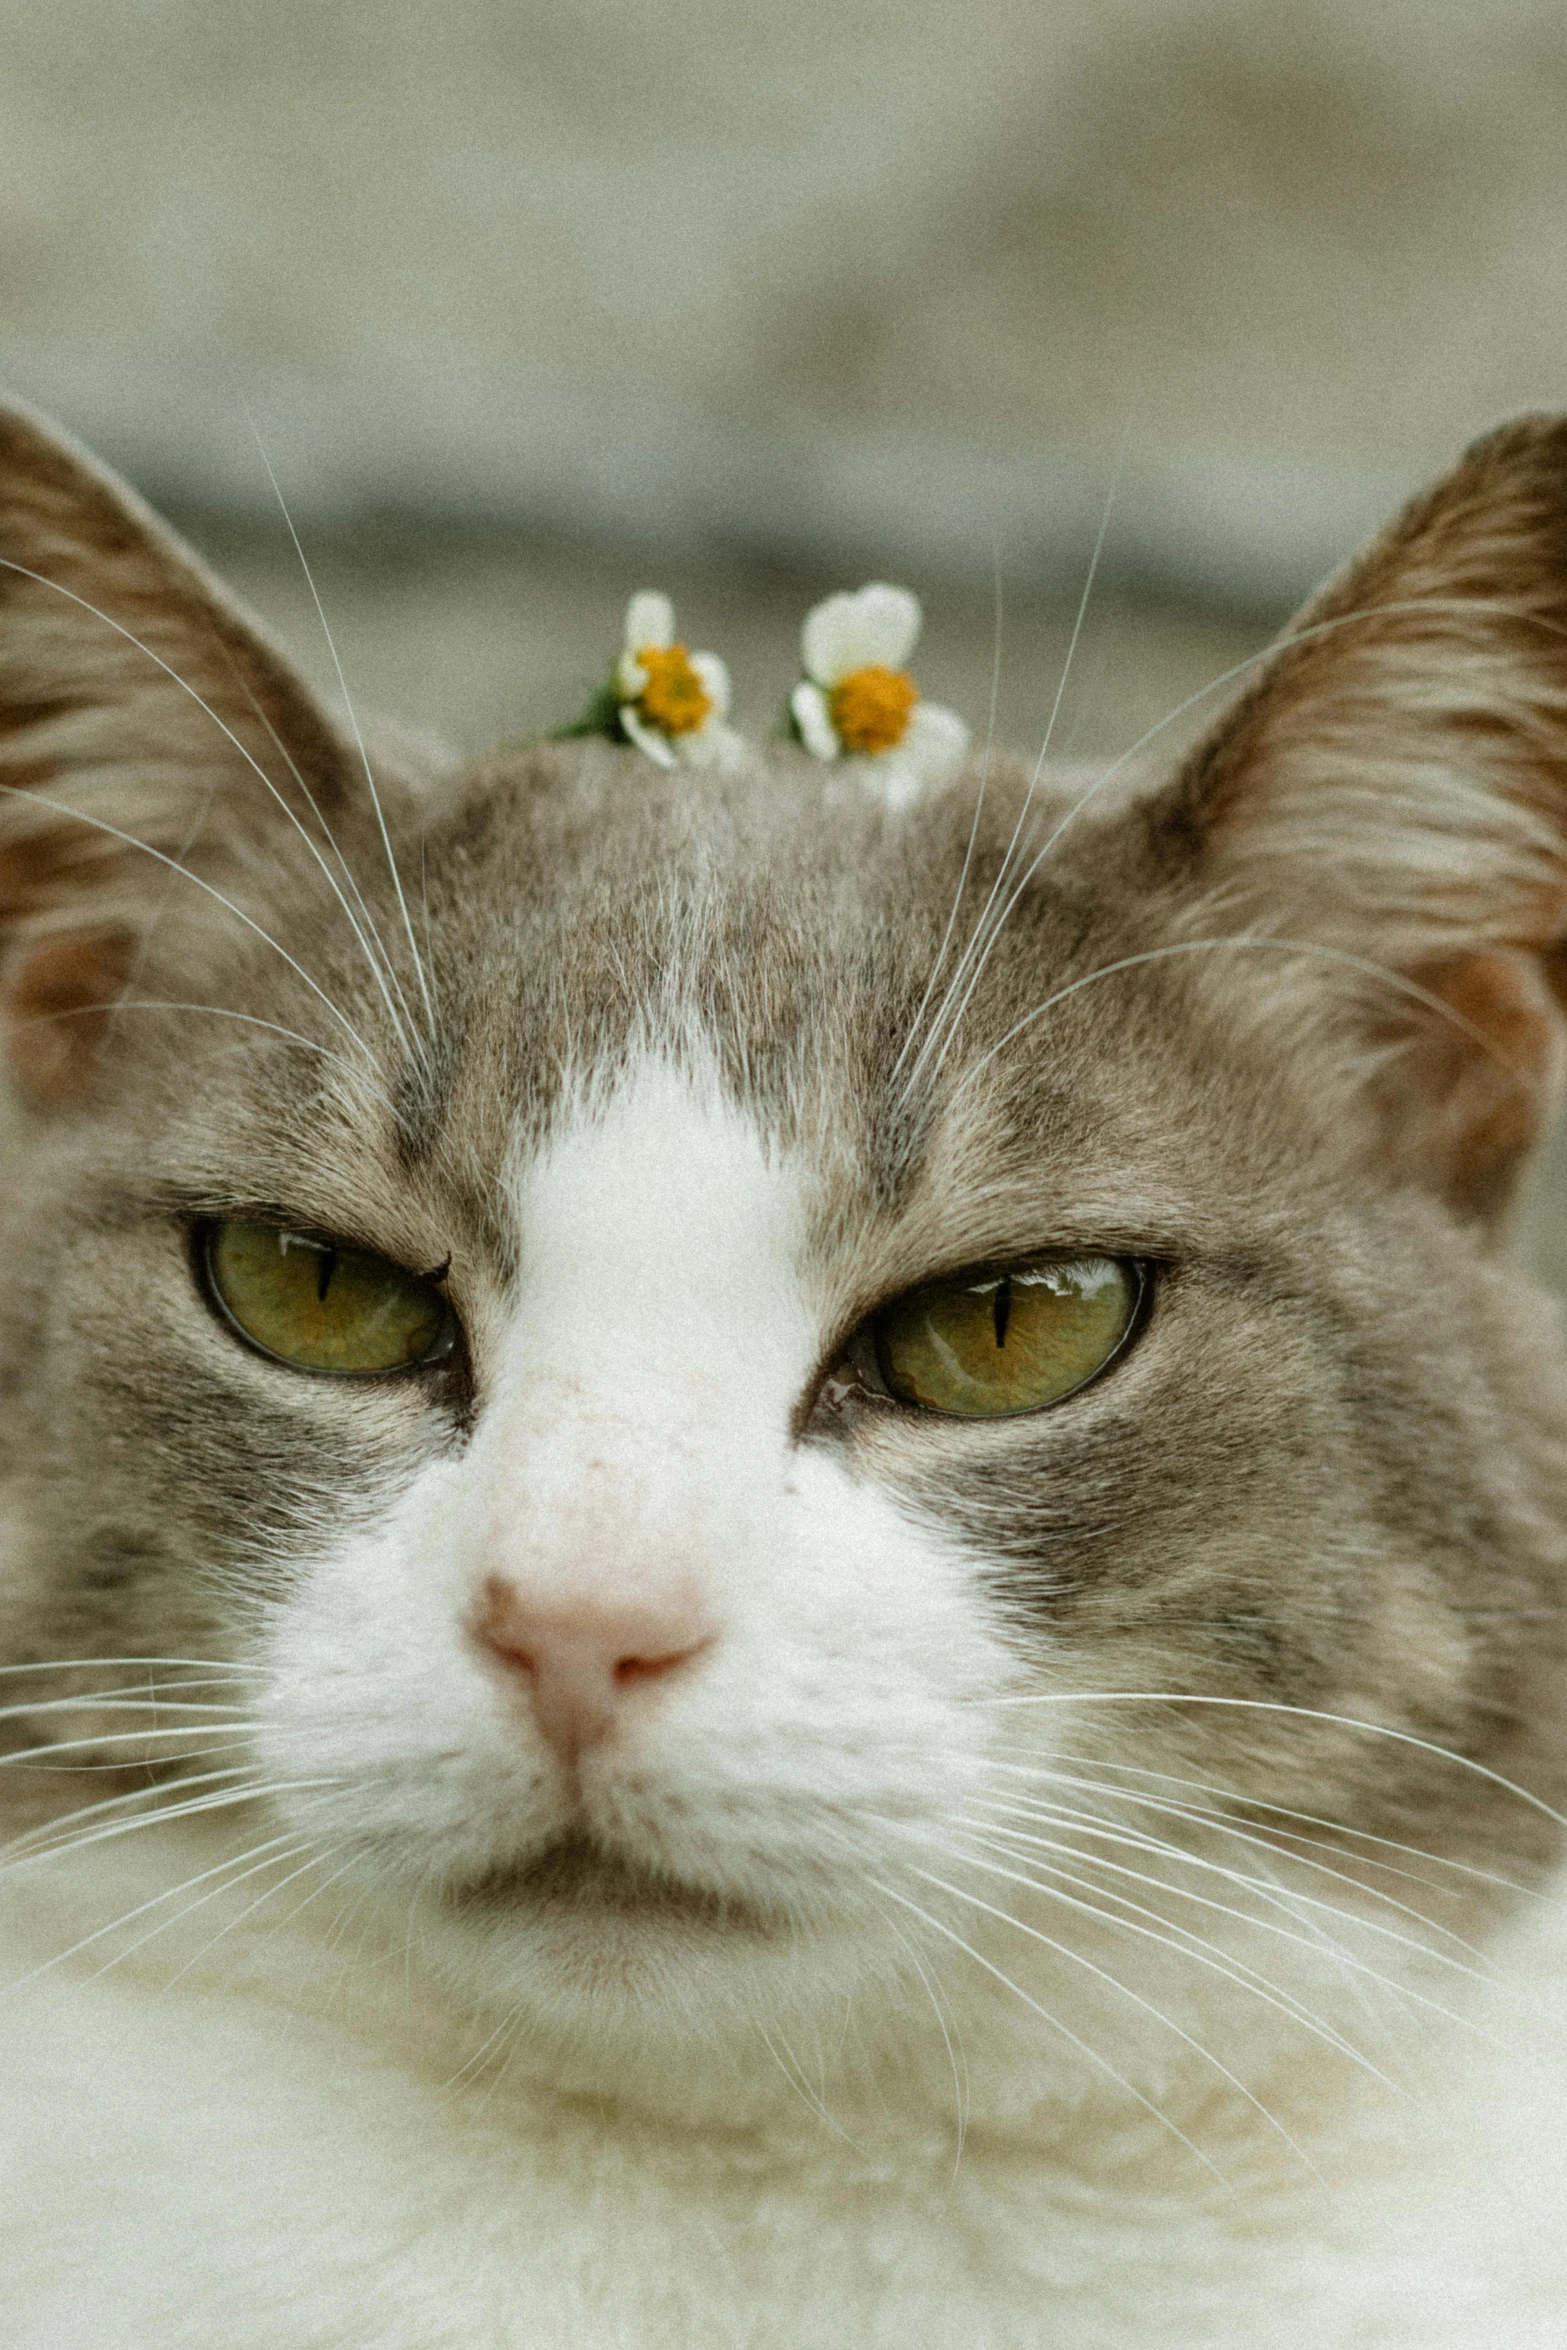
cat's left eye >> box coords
[201,1220,457,1376]
[861,1255,1144,1418]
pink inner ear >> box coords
[2,929,131,1103]
[1401,949,1566,1216]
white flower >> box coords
[613,591,741,771]
[789,583,969,809]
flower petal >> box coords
[802,583,921,684]
[690,650,731,719]
[615,651,651,699]
[790,680,840,761]
[619,703,678,769]
[900,699,970,787]
[624,590,675,655]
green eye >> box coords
[203,1221,456,1376]
[871,1257,1143,1418]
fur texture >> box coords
[3,403,1567,2344]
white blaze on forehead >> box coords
[506,1056,817,1413]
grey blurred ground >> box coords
[10,0,1567,608]
[8,0,1567,1287]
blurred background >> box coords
[8,0,1567,1268]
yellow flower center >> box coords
[635,642,712,736]
[828,664,918,755]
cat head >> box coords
[4,402,1567,2102]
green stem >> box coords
[549,679,625,742]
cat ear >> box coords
[0,399,356,1105]
[1158,417,1567,1220]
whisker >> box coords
[945,1826,1421,2098]
[264,1850,368,1961]
[0,1692,253,1725]
[24,1000,398,1110]
[947,935,1540,1107]
[980,1760,1500,1920]
[5,1826,315,1990]
[442,2003,530,2097]
[1059,1780,1501,1930]
[245,425,437,1054]
[890,536,1006,1088]
[0,776,381,1072]
[866,1874,1236,2196]
[212,619,422,1053]
[84,1836,334,1987]
[869,1897,969,2176]
[953,1811,1494,2033]
[156,1841,351,1993]
[464,2011,532,2117]
[0,1725,255,1768]
[757,2022,856,2142]
[905,1860,1325,2178]
[0,1768,265,1868]
[314,1878,385,2016]
[975,1691,1567,1830]
[0,1658,254,1677]
[1,1778,341,1876]
[998,1751,1540,1903]
[965,1788,1501,1978]
[900,453,1122,1103]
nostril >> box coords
[612,1642,710,1688]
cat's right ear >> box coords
[0,400,356,1106]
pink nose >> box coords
[474,1574,713,1761]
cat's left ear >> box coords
[0,400,358,1104]
[1156,417,1567,1221]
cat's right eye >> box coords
[201,1220,458,1376]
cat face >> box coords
[4,404,1567,2085]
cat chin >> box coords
[449,1831,786,1935]
[368,1839,908,2055]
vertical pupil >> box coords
[993,1276,1012,1349]
[314,1246,337,1303]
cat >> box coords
[1,396,1567,2348]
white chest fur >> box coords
[5,1829,1567,2348]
